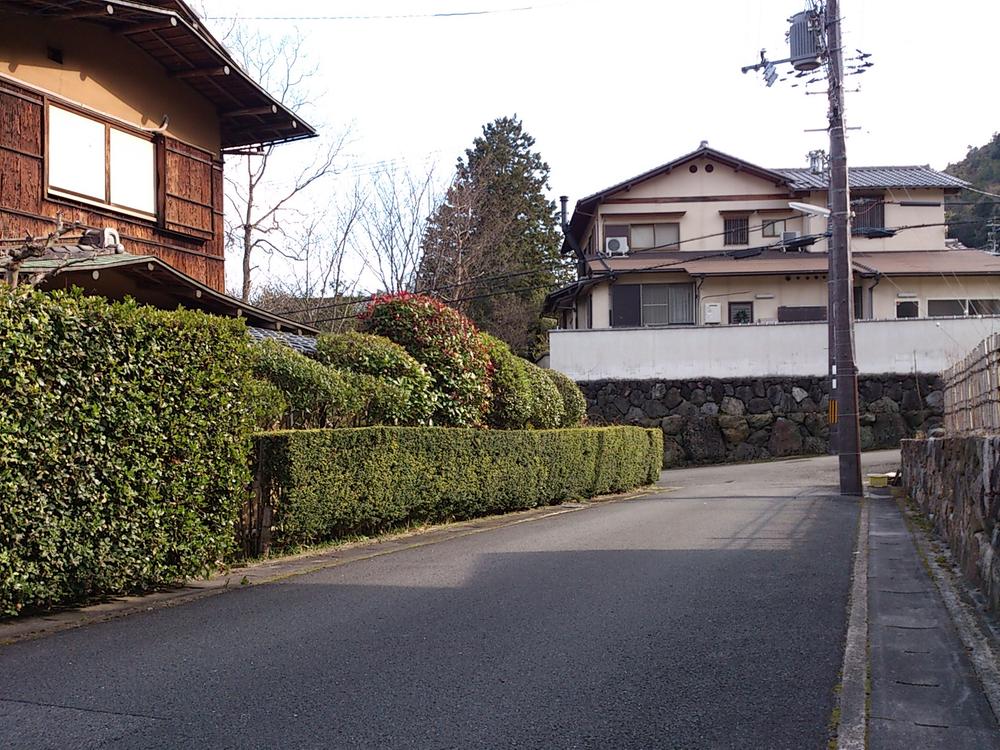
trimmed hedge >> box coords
[251,339,363,428]
[316,332,436,425]
[544,368,587,427]
[523,360,565,429]
[251,426,663,551]
[361,293,493,427]
[481,332,533,429]
[0,288,260,616]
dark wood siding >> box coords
[0,79,225,292]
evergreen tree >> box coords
[418,116,570,356]
[945,133,1000,250]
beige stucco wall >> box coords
[1,14,220,154]
[583,162,948,257]
[870,275,1000,320]
[576,272,1000,330]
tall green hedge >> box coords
[251,426,663,551]
[0,288,260,616]
[543,368,587,427]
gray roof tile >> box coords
[775,166,969,190]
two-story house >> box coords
[545,143,1000,380]
[1,0,317,334]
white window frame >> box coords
[46,103,157,220]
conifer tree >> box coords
[418,116,570,356]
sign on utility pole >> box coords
[741,1,866,496]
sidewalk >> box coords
[865,495,1000,748]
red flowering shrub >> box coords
[361,292,493,427]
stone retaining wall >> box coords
[902,437,1000,613]
[580,375,943,467]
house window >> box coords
[896,300,919,319]
[612,283,694,327]
[852,196,885,235]
[724,216,749,245]
[762,219,786,237]
[728,301,753,324]
[631,223,680,250]
[47,104,156,217]
[928,299,1000,317]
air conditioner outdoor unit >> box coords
[604,237,629,256]
[782,231,800,243]
[703,302,722,325]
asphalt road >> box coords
[0,451,899,749]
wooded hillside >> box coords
[945,133,999,250]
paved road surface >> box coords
[0,452,899,749]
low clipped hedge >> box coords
[0,288,260,616]
[250,426,663,551]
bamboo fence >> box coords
[943,332,1000,435]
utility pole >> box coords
[741,1,866,495]
[825,0,863,495]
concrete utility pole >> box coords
[825,0,863,495]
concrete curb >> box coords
[0,486,659,647]
[836,496,870,750]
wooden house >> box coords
[0,0,318,333]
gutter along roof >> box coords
[28,251,319,334]
[4,0,317,150]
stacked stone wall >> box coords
[580,374,943,467]
[902,437,1000,613]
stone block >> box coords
[718,415,751,445]
[660,415,686,434]
[682,417,727,462]
[747,413,775,430]
[720,396,745,416]
[664,387,683,409]
[662,436,685,468]
[768,417,803,457]
[689,388,707,406]
[792,386,809,403]
[700,402,719,416]
[747,397,772,414]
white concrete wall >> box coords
[550,316,1000,379]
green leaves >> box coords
[0,287,259,617]
[252,425,663,552]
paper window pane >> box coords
[655,223,679,248]
[110,129,155,215]
[631,225,654,249]
[48,105,106,202]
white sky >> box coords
[202,0,1000,290]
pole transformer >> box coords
[825,0,863,496]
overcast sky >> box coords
[201,0,1000,290]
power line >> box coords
[204,5,544,22]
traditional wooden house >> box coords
[0,0,317,333]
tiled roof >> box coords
[775,166,969,191]
[247,327,318,356]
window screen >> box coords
[631,224,655,249]
[642,284,670,325]
[729,301,753,324]
[969,299,1000,315]
[928,299,965,317]
[667,284,694,324]
[655,223,680,249]
[896,300,919,319]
